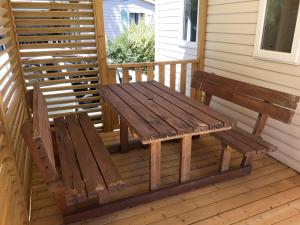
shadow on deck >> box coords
[29,132,300,225]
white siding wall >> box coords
[155,0,198,91]
[103,0,155,40]
[155,0,300,172]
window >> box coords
[182,0,198,42]
[254,0,300,64]
[129,13,145,25]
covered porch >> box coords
[1,0,300,224]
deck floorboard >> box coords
[29,132,300,225]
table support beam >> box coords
[150,141,161,191]
[180,135,192,183]
[120,117,129,153]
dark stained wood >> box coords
[179,135,192,183]
[63,165,252,224]
[150,141,161,191]
[109,84,177,137]
[229,127,276,151]
[252,113,268,136]
[120,116,129,153]
[192,71,300,110]
[102,86,160,142]
[143,82,226,129]
[191,71,298,123]
[77,113,124,192]
[53,117,87,205]
[149,80,234,127]
[130,82,208,132]
[214,131,255,153]
[120,83,194,134]
[65,114,106,199]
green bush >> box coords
[107,20,154,64]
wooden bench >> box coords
[21,84,124,215]
[191,71,299,172]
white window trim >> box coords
[254,0,300,65]
[178,0,199,48]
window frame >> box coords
[254,0,300,65]
[179,0,199,48]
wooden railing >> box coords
[103,59,200,131]
[0,0,31,224]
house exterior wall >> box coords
[155,0,300,172]
[103,0,155,40]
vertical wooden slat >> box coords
[135,67,142,81]
[170,64,176,90]
[147,65,154,80]
[150,141,161,191]
[159,64,165,84]
[190,62,198,99]
[180,63,187,95]
[122,67,129,83]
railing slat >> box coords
[147,65,154,80]
[122,67,129,83]
[159,65,165,84]
[135,67,142,82]
[180,63,187,95]
[170,64,176,91]
[190,62,198,99]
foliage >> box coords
[107,20,155,64]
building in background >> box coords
[103,0,155,40]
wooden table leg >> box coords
[150,141,161,191]
[219,145,232,172]
[120,117,129,153]
[180,136,192,183]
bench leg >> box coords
[219,145,232,172]
[241,152,255,167]
[180,136,192,183]
[150,141,161,191]
[120,117,129,153]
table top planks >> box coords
[102,81,235,144]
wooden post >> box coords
[219,145,232,172]
[150,141,161,191]
[241,152,255,167]
[180,136,192,183]
[93,0,111,131]
[195,0,208,101]
[120,117,129,153]
[170,64,176,90]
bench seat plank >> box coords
[77,113,124,191]
[214,127,276,155]
[65,114,107,199]
[54,117,87,205]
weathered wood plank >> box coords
[77,113,124,191]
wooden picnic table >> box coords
[102,80,235,191]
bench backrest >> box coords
[22,84,58,182]
[191,71,299,136]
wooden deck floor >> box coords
[29,132,300,225]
